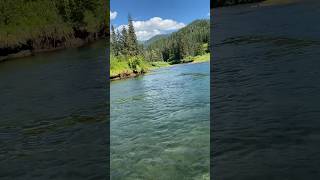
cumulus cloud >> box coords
[116,17,185,41]
[110,11,117,20]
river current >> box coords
[0,41,108,179]
[212,0,320,179]
[111,62,210,179]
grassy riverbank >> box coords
[186,53,210,63]
[110,55,152,79]
[110,53,210,80]
[110,17,209,80]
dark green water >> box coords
[0,41,108,179]
[111,62,210,179]
[212,0,320,179]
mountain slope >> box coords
[144,34,170,46]
[145,19,210,62]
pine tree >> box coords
[111,25,118,55]
[120,26,128,56]
[127,14,138,56]
[116,29,121,55]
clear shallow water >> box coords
[111,62,210,179]
[212,0,320,179]
[0,41,108,179]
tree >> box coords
[111,25,122,56]
[127,14,138,56]
[119,26,128,56]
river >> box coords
[212,0,320,179]
[0,41,108,179]
[111,62,210,179]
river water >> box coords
[212,0,320,179]
[0,41,108,179]
[111,62,210,179]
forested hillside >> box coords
[145,19,210,63]
[143,34,170,46]
[0,0,108,60]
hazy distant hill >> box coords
[141,34,170,46]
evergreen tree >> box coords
[127,14,138,56]
[111,25,118,55]
[120,26,128,56]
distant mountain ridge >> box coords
[144,34,170,45]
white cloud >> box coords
[116,17,185,41]
[207,12,210,16]
[110,11,117,20]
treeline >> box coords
[111,18,209,64]
[0,0,108,59]
[145,19,209,63]
[110,15,142,57]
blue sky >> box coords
[110,0,210,41]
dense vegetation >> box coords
[110,17,210,79]
[110,15,147,78]
[0,0,108,59]
[145,19,210,64]
[143,34,170,46]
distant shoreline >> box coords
[0,36,107,63]
[110,55,210,81]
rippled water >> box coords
[111,62,210,179]
[0,41,108,179]
[212,0,320,179]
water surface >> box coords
[212,0,320,179]
[0,41,108,179]
[111,62,210,179]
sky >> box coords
[110,0,210,41]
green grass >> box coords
[150,61,170,69]
[192,53,210,63]
[110,55,152,78]
[183,53,210,63]
[110,56,132,77]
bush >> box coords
[128,55,148,73]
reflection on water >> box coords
[111,62,210,179]
[0,41,108,179]
[212,0,320,179]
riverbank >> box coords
[110,53,210,81]
[0,34,107,62]
[0,0,107,62]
